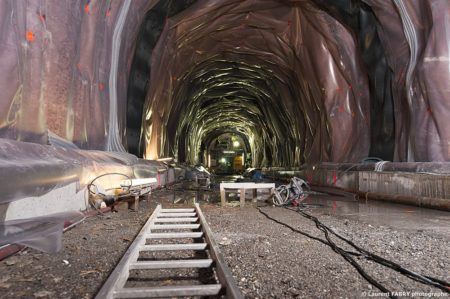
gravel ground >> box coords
[0,199,158,299]
[0,188,449,299]
[203,202,450,298]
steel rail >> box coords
[95,204,243,298]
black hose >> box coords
[87,172,132,196]
[256,207,395,297]
[257,206,450,297]
[292,207,450,293]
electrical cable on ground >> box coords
[256,207,395,297]
[288,207,450,293]
[257,206,450,298]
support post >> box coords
[220,187,226,207]
[240,188,245,207]
[128,195,139,211]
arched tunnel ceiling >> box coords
[1,0,450,166]
[131,0,375,167]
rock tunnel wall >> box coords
[0,0,156,150]
[1,0,450,167]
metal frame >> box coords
[95,205,162,298]
[95,204,243,299]
[194,203,244,299]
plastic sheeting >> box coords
[0,0,156,150]
[143,0,371,166]
[0,0,450,168]
[0,137,169,253]
[1,0,450,254]
[363,0,450,162]
[138,0,450,164]
[0,138,165,204]
[0,211,84,253]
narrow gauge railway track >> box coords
[96,203,243,298]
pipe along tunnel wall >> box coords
[264,163,450,212]
[1,0,450,249]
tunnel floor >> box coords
[0,178,448,298]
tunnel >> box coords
[129,0,378,165]
[3,0,450,165]
[0,0,450,298]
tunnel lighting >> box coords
[121,178,157,187]
[157,157,174,162]
[220,157,226,163]
[233,140,240,147]
[223,150,235,154]
[208,154,211,168]
[146,150,157,160]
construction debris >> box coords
[272,177,310,206]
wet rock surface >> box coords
[0,188,449,298]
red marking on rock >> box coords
[26,31,34,42]
[38,14,46,22]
